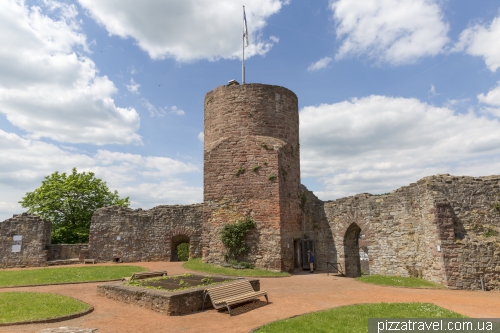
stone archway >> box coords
[344,223,362,277]
[171,234,190,261]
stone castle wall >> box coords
[0,213,51,268]
[88,204,203,262]
[47,244,88,261]
[306,174,500,290]
[203,84,302,271]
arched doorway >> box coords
[344,223,361,277]
[171,234,190,261]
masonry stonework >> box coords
[0,213,51,268]
[300,174,500,290]
[88,204,203,262]
[203,84,302,271]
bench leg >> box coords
[227,305,232,316]
[202,292,207,312]
[264,295,269,304]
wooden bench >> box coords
[84,259,97,264]
[202,280,268,316]
[130,271,168,280]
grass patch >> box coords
[0,292,91,324]
[182,258,289,277]
[255,303,465,333]
[355,275,445,289]
[0,266,147,287]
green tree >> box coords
[19,168,129,244]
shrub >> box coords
[177,243,190,261]
[220,217,256,261]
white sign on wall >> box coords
[12,235,22,252]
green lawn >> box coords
[182,258,290,277]
[0,266,147,287]
[0,292,91,324]
[356,275,445,288]
[255,303,465,333]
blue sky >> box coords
[1,0,500,221]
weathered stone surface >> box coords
[303,174,500,290]
[48,244,88,261]
[0,213,51,268]
[203,84,302,271]
[88,204,203,262]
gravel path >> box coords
[1,262,499,333]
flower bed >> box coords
[97,274,260,316]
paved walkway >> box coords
[1,262,499,333]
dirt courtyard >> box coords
[1,261,499,333]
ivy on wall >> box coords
[220,217,256,261]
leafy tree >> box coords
[19,168,129,244]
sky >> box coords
[1,0,500,221]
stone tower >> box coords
[202,83,302,271]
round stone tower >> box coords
[203,83,302,271]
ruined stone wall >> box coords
[298,185,333,271]
[0,213,51,268]
[323,184,445,281]
[426,175,500,290]
[88,204,203,262]
[203,84,302,271]
[47,244,88,261]
[315,174,500,290]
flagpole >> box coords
[242,5,245,85]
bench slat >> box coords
[203,280,268,316]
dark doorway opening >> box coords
[301,239,314,270]
[171,235,190,261]
[344,223,362,277]
[293,239,301,269]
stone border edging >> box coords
[0,279,123,289]
[0,305,94,327]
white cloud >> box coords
[78,0,286,61]
[330,0,450,65]
[478,82,500,117]
[0,0,141,145]
[198,132,204,142]
[455,14,500,72]
[478,82,500,106]
[169,106,185,116]
[140,99,184,117]
[300,95,500,199]
[126,78,140,94]
[307,57,332,72]
[141,98,166,117]
[429,84,437,96]
[0,130,202,222]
